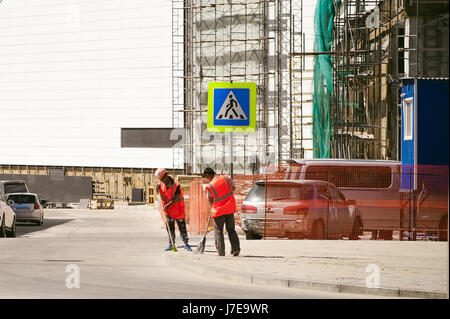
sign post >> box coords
[230,131,233,178]
[207,82,256,177]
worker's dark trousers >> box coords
[213,213,240,255]
[166,215,189,245]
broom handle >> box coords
[202,210,213,237]
[163,206,176,246]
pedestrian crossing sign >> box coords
[207,82,256,133]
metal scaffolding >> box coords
[173,0,448,170]
[173,0,309,174]
[172,0,185,171]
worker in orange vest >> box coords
[202,167,240,256]
[155,168,192,251]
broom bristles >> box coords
[196,236,206,254]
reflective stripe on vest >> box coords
[160,182,183,204]
[159,181,185,220]
[208,176,233,203]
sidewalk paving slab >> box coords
[166,235,449,299]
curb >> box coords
[166,254,448,299]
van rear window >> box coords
[4,183,28,194]
[285,164,303,180]
[305,165,392,189]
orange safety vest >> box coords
[205,175,237,218]
[158,181,186,220]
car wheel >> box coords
[245,230,262,240]
[349,217,363,240]
[0,215,6,238]
[34,213,43,226]
[378,230,393,240]
[310,220,325,239]
[7,217,16,238]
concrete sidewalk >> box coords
[166,232,449,298]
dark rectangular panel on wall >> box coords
[121,128,184,148]
[131,188,144,202]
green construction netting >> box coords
[312,0,339,158]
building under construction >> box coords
[174,0,449,174]
[173,0,316,175]
[331,0,449,160]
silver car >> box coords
[0,193,16,237]
[240,180,363,240]
[7,193,44,226]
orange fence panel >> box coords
[187,178,212,235]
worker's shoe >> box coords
[218,252,225,256]
[231,250,240,257]
[184,244,192,251]
[165,244,174,251]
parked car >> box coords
[7,193,44,226]
[239,180,363,240]
[0,180,29,196]
[0,193,16,237]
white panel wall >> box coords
[0,0,177,168]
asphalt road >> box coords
[0,208,382,299]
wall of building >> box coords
[404,14,449,78]
[0,0,179,169]
[330,0,448,160]
[0,173,93,203]
[0,164,172,202]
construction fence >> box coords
[158,165,448,241]
[177,167,285,235]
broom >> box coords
[195,209,213,254]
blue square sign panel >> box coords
[207,82,256,133]
[213,88,250,127]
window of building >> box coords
[403,97,413,140]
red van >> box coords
[284,159,448,241]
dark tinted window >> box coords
[7,194,36,204]
[305,165,392,189]
[4,183,28,194]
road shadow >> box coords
[16,218,74,236]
